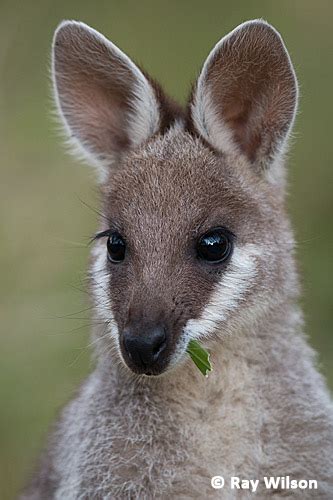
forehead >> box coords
[102,130,263,240]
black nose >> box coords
[122,325,167,374]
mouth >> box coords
[122,356,169,377]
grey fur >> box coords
[22,19,333,499]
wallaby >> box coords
[23,19,333,499]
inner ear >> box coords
[53,21,157,165]
[217,53,295,164]
[52,21,183,177]
[189,20,298,173]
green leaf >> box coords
[186,339,212,377]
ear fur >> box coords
[189,20,298,183]
[52,21,173,179]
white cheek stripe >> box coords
[91,244,118,339]
[183,244,260,341]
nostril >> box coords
[123,335,146,368]
[152,338,167,362]
[152,340,165,356]
[152,328,166,357]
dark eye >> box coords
[196,228,233,264]
[107,232,126,263]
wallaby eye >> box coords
[196,228,233,264]
[107,232,126,263]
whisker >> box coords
[77,195,110,225]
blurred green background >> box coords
[0,0,332,498]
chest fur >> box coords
[54,361,264,499]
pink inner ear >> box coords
[223,98,262,163]
[191,21,297,168]
[53,22,184,170]
[224,77,295,164]
[61,75,132,154]
[53,25,138,162]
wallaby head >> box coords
[52,20,298,376]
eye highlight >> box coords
[196,227,233,264]
[107,232,126,263]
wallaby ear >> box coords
[52,21,162,179]
[189,20,298,182]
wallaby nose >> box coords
[122,325,167,374]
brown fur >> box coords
[21,20,333,499]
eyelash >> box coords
[92,229,113,241]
